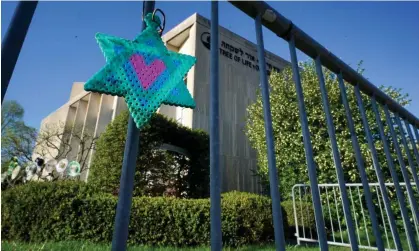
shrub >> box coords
[2,183,285,247]
[281,200,316,234]
[89,111,209,198]
[1,181,99,242]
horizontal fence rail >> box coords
[228,1,419,128]
[292,183,419,251]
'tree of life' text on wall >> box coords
[200,32,281,76]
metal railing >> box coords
[221,1,419,251]
[292,183,419,251]
[3,1,419,251]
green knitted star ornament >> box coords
[84,13,196,129]
[94,22,196,108]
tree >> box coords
[1,100,37,167]
[2,100,25,134]
[246,60,412,200]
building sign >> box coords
[200,32,281,76]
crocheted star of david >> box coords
[84,14,196,129]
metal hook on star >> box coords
[152,9,166,35]
[141,6,165,36]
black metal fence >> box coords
[2,1,419,251]
[221,1,419,251]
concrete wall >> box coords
[33,104,70,160]
[69,82,86,100]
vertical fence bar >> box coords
[354,85,403,250]
[111,2,155,251]
[386,111,419,226]
[404,120,419,170]
[254,13,286,251]
[395,116,419,190]
[412,125,419,232]
[315,57,358,250]
[336,73,385,250]
[325,187,336,243]
[292,186,301,245]
[374,188,390,249]
[300,186,306,239]
[414,128,419,157]
[357,186,371,247]
[210,1,222,250]
[1,1,38,104]
[319,187,327,239]
[349,187,361,245]
[288,34,328,251]
[305,187,314,239]
[371,97,418,251]
[332,187,344,242]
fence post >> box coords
[354,86,402,250]
[1,1,38,104]
[111,1,155,250]
[210,1,222,250]
[254,13,286,251]
[288,34,329,251]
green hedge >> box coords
[1,182,289,247]
[1,181,99,242]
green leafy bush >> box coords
[1,181,99,242]
[246,61,411,200]
[89,111,209,198]
[2,183,287,247]
[281,200,316,236]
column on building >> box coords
[67,96,88,162]
[76,93,101,181]
[84,94,117,181]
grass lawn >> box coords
[1,241,352,251]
